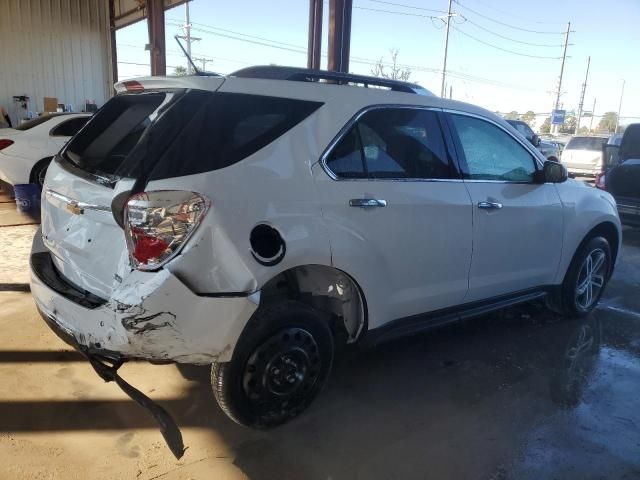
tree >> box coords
[539,117,551,134]
[370,49,411,81]
[578,126,590,135]
[598,111,618,133]
[521,110,536,127]
[173,66,188,76]
[559,115,576,134]
[504,111,519,120]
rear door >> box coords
[446,112,563,302]
[313,107,472,328]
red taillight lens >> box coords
[123,80,144,91]
[595,172,606,190]
[0,139,14,150]
[124,191,210,270]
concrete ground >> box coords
[1,186,640,479]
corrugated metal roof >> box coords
[0,0,113,126]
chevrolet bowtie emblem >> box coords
[66,201,84,215]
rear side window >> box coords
[50,116,90,137]
[325,108,451,179]
[565,137,607,151]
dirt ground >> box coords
[2,186,640,479]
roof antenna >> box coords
[174,35,203,76]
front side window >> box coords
[450,114,537,182]
[325,108,451,179]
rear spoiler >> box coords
[114,76,226,94]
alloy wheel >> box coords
[575,248,607,310]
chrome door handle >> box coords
[349,198,387,208]
[478,201,503,210]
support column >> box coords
[328,0,352,73]
[307,0,323,70]
[108,0,118,90]
[147,0,166,76]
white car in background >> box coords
[560,135,609,177]
[0,113,91,190]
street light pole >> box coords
[576,56,590,134]
[615,79,625,133]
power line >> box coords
[462,17,566,47]
[451,25,564,59]
[453,0,566,34]
[367,0,447,14]
[353,5,438,19]
[471,0,562,26]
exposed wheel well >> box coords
[260,265,368,345]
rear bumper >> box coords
[30,230,259,363]
[617,202,640,227]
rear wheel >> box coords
[551,236,612,317]
[211,301,334,428]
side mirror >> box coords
[531,134,541,147]
[541,160,568,183]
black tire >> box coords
[30,158,52,187]
[211,301,334,428]
[553,236,612,317]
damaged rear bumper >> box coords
[30,231,259,364]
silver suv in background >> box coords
[561,136,609,177]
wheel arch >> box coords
[563,221,620,282]
[259,264,368,345]
[29,156,53,184]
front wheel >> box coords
[556,236,612,317]
[211,301,334,428]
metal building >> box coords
[0,0,113,126]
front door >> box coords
[312,107,473,329]
[446,112,563,302]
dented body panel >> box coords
[31,231,257,363]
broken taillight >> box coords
[0,139,14,150]
[124,191,210,270]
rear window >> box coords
[60,90,322,186]
[565,136,607,151]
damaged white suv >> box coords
[31,67,621,430]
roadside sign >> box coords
[552,109,566,125]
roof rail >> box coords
[230,66,433,96]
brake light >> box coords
[595,172,606,190]
[0,139,14,150]
[124,191,210,270]
[123,80,144,92]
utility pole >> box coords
[552,22,571,134]
[449,85,452,100]
[440,0,454,98]
[589,97,596,132]
[176,1,201,74]
[615,79,625,133]
[575,56,590,135]
[193,57,210,72]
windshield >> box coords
[565,136,607,151]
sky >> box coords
[116,0,640,128]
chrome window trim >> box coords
[318,104,462,183]
[442,108,545,183]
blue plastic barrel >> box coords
[14,183,41,213]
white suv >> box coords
[30,67,621,429]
